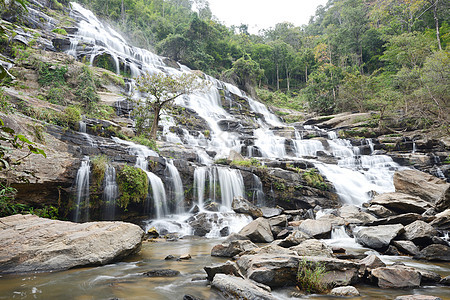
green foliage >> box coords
[302,169,328,190]
[256,88,304,111]
[37,63,68,87]
[230,158,262,168]
[28,205,59,219]
[46,87,67,105]
[116,165,149,209]
[75,65,100,109]
[91,155,108,187]
[214,158,228,165]
[131,135,159,153]
[297,259,329,294]
[52,28,67,35]
[0,88,13,113]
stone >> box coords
[367,204,396,218]
[440,276,450,285]
[370,192,432,214]
[338,205,377,224]
[223,233,250,243]
[298,219,332,239]
[290,239,333,257]
[180,254,191,260]
[419,270,441,284]
[239,217,274,243]
[402,220,438,246]
[0,214,144,274]
[278,230,310,247]
[147,227,159,238]
[268,214,288,227]
[143,269,180,277]
[204,261,243,281]
[330,286,360,297]
[276,229,291,239]
[204,202,220,212]
[384,245,401,256]
[183,295,202,300]
[232,197,263,219]
[429,209,450,230]
[358,254,386,270]
[394,169,449,204]
[211,274,276,300]
[366,213,422,226]
[165,255,177,260]
[371,266,421,288]
[354,224,404,251]
[260,207,283,218]
[392,240,420,256]
[395,296,442,300]
[228,149,245,161]
[211,240,258,257]
[416,244,450,261]
[240,244,298,257]
[435,186,450,212]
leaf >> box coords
[0,126,15,134]
[16,134,33,144]
[0,65,14,82]
[28,145,46,158]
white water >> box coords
[102,164,118,220]
[252,174,266,207]
[165,160,185,215]
[74,156,90,222]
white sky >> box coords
[207,0,329,34]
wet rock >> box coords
[429,209,450,230]
[371,266,421,288]
[419,270,441,284]
[223,233,250,243]
[395,296,443,300]
[300,256,360,287]
[370,192,432,214]
[435,186,450,212]
[330,286,360,297]
[147,227,159,238]
[240,244,297,257]
[298,219,332,239]
[180,254,191,260]
[183,295,202,300]
[392,240,420,256]
[394,169,449,204]
[268,215,288,228]
[143,269,180,277]
[338,205,377,224]
[0,214,144,274]
[358,254,386,270]
[401,220,438,246]
[219,226,230,237]
[204,261,243,281]
[211,274,276,300]
[239,217,274,243]
[278,230,310,248]
[260,207,283,218]
[290,239,333,257]
[366,213,422,226]
[367,204,396,218]
[204,202,220,212]
[232,197,263,219]
[354,224,404,251]
[440,275,450,285]
[276,229,291,239]
[211,240,258,257]
[384,245,401,256]
[431,236,449,246]
[227,149,245,161]
[416,244,450,261]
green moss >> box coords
[117,165,149,209]
[52,28,67,35]
[91,155,108,187]
[214,158,228,165]
[230,158,261,168]
[273,181,286,191]
[302,169,328,191]
[131,135,159,153]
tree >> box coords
[133,72,207,139]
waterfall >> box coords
[165,160,185,214]
[102,164,118,220]
[79,121,86,133]
[252,174,265,207]
[74,157,90,222]
[147,171,168,219]
[217,167,245,209]
[194,166,208,208]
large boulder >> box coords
[330,286,360,297]
[298,219,332,239]
[358,254,386,270]
[211,240,259,257]
[354,224,404,251]
[290,239,333,257]
[0,214,144,274]
[371,266,421,288]
[260,207,283,218]
[435,186,450,212]
[338,205,377,224]
[370,192,432,214]
[232,197,263,219]
[401,220,438,246]
[239,217,274,243]
[204,261,243,281]
[211,274,276,300]
[394,169,449,204]
[416,244,450,261]
[429,209,450,230]
[277,230,311,248]
[392,240,420,256]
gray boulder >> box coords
[290,239,333,257]
[330,286,360,297]
[211,240,258,257]
[298,219,332,239]
[211,274,276,300]
[402,220,438,246]
[338,205,377,224]
[394,169,449,204]
[300,256,360,287]
[371,266,421,288]
[0,214,144,274]
[358,254,386,270]
[392,240,420,256]
[204,261,243,281]
[419,270,442,284]
[260,207,283,218]
[429,209,450,230]
[435,185,450,212]
[370,192,432,214]
[232,197,263,219]
[239,217,274,243]
[367,204,396,218]
[278,230,311,248]
[354,224,404,250]
[416,244,450,261]
[268,214,288,228]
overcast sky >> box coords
[206,0,328,34]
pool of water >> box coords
[0,238,449,300]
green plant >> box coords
[214,158,228,165]
[117,165,149,209]
[37,63,68,86]
[297,259,329,294]
[52,28,67,35]
[75,65,100,109]
[59,106,81,129]
[46,87,67,105]
[273,181,286,191]
[131,135,159,153]
[0,88,13,113]
[91,155,108,187]
[302,169,328,191]
[29,205,59,219]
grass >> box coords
[297,259,330,294]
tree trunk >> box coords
[286,67,290,92]
[305,64,308,83]
[433,0,442,51]
[276,63,279,90]
[121,0,125,26]
[149,105,161,140]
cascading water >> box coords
[252,174,266,207]
[74,156,90,222]
[102,164,118,220]
[165,160,185,215]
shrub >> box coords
[59,106,81,129]
[37,63,68,86]
[52,28,67,35]
[91,155,108,187]
[131,135,159,153]
[302,169,328,190]
[75,65,100,109]
[46,87,67,105]
[117,165,148,209]
[297,259,329,294]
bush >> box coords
[117,165,149,209]
[59,106,81,129]
[131,135,159,153]
[52,28,67,35]
[91,155,108,187]
[75,66,100,109]
[297,259,329,294]
[46,87,67,105]
[37,63,68,86]
[302,169,328,190]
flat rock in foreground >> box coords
[0,214,144,274]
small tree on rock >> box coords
[133,72,207,139]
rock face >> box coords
[298,219,332,239]
[354,224,404,250]
[417,244,450,261]
[430,209,450,230]
[402,220,438,246]
[290,240,333,257]
[370,192,432,214]
[371,266,421,288]
[0,214,144,274]
[211,274,276,300]
[211,240,258,257]
[239,217,274,243]
[232,197,263,219]
[394,169,450,204]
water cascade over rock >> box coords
[74,156,90,222]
